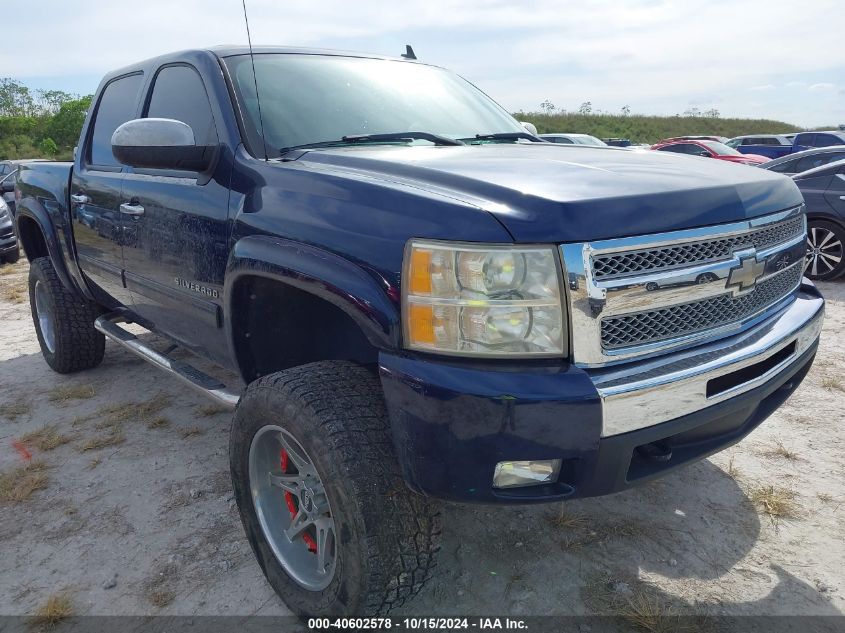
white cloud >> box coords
[809,82,837,92]
[749,85,776,91]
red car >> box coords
[651,139,769,165]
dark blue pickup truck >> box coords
[15,47,824,616]
[728,131,845,159]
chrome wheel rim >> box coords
[805,226,843,278]
[248,425,337,591]
[34,280,56,354]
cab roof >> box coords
[103,46,420,81]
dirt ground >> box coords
[1,256,844,627]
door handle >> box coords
[119,202,145,216]
[70,193,89,205]
[840,196,845,201]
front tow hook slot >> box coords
[635,441,673,463]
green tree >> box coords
[36,89,76,114]
[45,95,92,148]
[0,78,36,117]
[38,137,59,156]
[0,134,39,160]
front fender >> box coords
[16,198,87,299]
[224,235,401,351]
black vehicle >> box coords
[1,170,17,217]
[793,158,845,279]
[602,137,633,147]
[0,194,19,264]
[14,46,823,616]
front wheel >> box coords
[805,220,845,280]
[229,361,440,616]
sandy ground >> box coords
[1,256,844,627]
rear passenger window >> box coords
[770,159,798,173]
[795,156,823,172]
[658,144,685,153]
[146,65,217,146]
[796,152,845,172]
[89,73,144,167]
[813,134,841,148]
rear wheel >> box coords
[28,257,105,373]
[230,361,440,616]
[804,220,845,280]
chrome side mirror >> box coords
[111,118,216,171]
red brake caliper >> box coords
[280,448,317,553]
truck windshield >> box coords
[224,53,524,157]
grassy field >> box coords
[516,112,804,144]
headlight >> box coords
[402,240,566,357]
[0,199,9,220]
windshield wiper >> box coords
[462,132,544,143]
[279,132,464,156]
[342,132,465,146]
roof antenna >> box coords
[401,45,417,60]
[241,0,268,160]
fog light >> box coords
[493,459,562,489]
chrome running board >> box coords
[94,312,241,409]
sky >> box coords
[3,0,843,128]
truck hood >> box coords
[295,144,803,243]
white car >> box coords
[540,133,607,147]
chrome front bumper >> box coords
[590,283,824,437]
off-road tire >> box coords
[230,361,441,616]
[28,256,105,373]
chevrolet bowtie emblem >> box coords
[726,252,766,293]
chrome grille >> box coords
[600,263,803,350]
[592,215,804,280]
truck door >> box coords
[793,133,815,153]
[119,63,231,362]
[71,72,144,307]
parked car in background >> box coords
[0,196,19,264]
[0,161,16,179]
[793,159,845,280]
[651,139,769,165]
[0,173,15,214]
[0,159,50,216]
[602,138,632,147]
[540,133,607,146]
[663,135,729,143]
[794,131,845,151]
[727,131,845,160]
[761,146,845,176]
[725,134,792,154]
